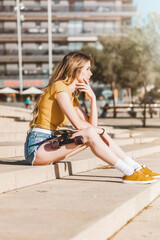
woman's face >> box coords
[76,61,92,83]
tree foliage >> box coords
[81,13,160,126]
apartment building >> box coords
[0,0,137,91]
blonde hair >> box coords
[30,51,93,128]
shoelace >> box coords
[142,165,153,174]
[136,168,147,176]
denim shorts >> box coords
[24,128,55,165]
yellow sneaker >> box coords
[122,168,157,184]
[141,165,160,179]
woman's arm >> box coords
[89,96,97,126]
[75,104,89,122]
[56,91,102,134]
[76,79,98,126]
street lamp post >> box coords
[16,0,23,95]
[48,0,53,76]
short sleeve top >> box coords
[33,81,79,130]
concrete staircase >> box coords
[0,106,160,239]
[0,117,29,158]
[0,104,32,121]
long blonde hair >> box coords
[30,51,93,128]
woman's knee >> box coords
[84,127,98,142]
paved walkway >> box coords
[111,155,160,240]
[111,197,160,240]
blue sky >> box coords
[134,0,160,19]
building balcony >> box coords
[0,69,49,77]
[0,54,64,63]
[0,34,67,43]
[0,48,68,57]
[0,4,137,13]
[0,4,137,19]
[0,26,131,42]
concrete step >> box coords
[0,152,159,240]
[103,126,142,138]
[0,117,138,139]
[0,142,160,194]
[0,117,142,141]
[0,132,26,142]
[0,142,24,158]
[0,105,32,121]
[0,118,29,133]
[0,130,138,143]
[106,127,141,139]
[111,195,160,240]
[0,135,158,158]
[115,137,159,146]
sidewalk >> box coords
[111,152,160,240]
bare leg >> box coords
[100,132,127,160]
[33,127,120,166]
[65,144,88,158]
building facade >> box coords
[0,0,137,91]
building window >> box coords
[0,43,4,49]
[36,42,43,50]
[75,1,83,11]
[36,21,41,27]
[68,20,83,34]
[54,0,59,4]
[36,63,42,71]
[68,42,83,51]
[0,64,5,76]
[35,0,40,5]
[55,20,59,26]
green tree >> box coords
[82,37,124,118]
[81,13,160,126]
[125,14,160,126]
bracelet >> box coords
[100,128,105,135]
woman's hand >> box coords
[76,79,96,100]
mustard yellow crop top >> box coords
[32,80,79,130]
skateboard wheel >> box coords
[51,139,60,149]
[74,136,84,145]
